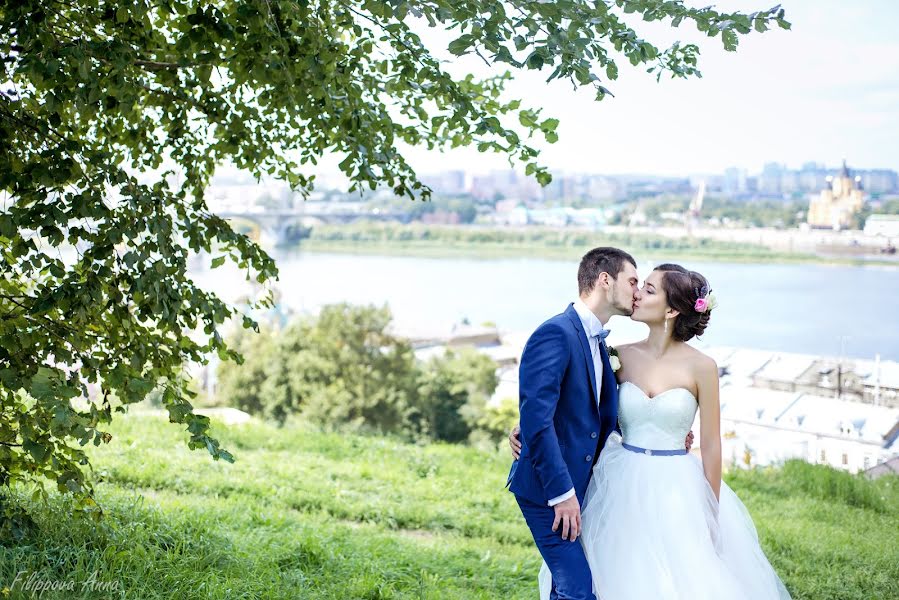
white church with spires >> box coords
[807,159,866,230]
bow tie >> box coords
[593,328,611,342]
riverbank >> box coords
[294,224,897,267]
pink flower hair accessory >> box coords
[692,283,717,313]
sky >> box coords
[385,0,899,178]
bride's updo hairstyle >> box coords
[654,263,712,342]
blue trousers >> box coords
[516,495,596,600]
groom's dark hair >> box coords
[578,247,637,295]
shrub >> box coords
[412,348,498,443]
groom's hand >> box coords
[685,430,694,451]
[552,496,582,541]
[508,423,522,460]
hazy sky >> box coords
[386,0,899,178]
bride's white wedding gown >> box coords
[538,381,791,600]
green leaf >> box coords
[539,118,559,132]
[448,35,474,56]
[525,51,544,69]
[24,438,50,463]
[518,110,539,128]
[605,62,618,80]
[722,29,739,51]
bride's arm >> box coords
[696,357,722,501]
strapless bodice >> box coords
[618,381,698,451]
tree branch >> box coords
[133,58,186,71]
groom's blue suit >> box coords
[506,303,620,600]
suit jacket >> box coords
[506,303,620,506]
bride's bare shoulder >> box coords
[682,345,718,376]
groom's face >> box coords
[610,262,640,316]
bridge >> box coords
[217,201,411,245]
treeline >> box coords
[210,303,517,447]
[305,223,772,254]
[627,196,809,229]
[370,195,481,223]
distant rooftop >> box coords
[865,456,899,479]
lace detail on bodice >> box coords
[618,381,698,450]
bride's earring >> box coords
[664,318,669,334]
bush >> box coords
[412,348,498,443]
[216,305,506,445]
[288,304,419,434]
[215,326,290,419]
[782,460,890,513]
[217,304,420,434]
[467,396,519,449]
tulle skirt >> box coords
[539,433,791,600]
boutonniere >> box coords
[608,346,621,372]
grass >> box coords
[294,223,899,267]
[1,413,897,599]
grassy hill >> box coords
[1,413,896,599]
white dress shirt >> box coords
[547,298,606,507]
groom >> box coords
[505,247,638,600]
[505,247,693,600]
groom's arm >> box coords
[519,323,574,503]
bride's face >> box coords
[630,270,669,324]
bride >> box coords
[512,263,791,600]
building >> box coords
[780,169,801,195]
[858,356,899,407]
[693,346,899,473]
[807,160,866,230]
[744,350,899,408]
[798,162,829,193]
[859,169,899,195]
[865,456,899,479]
[492,200,529,226]
[864,214,899,237]
[694,384,899,474]
[723,167,748,195]
[421,170,470,195]
[758,162,785,195]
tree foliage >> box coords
[279,303,420,432]
[414,347,498,443]
[216,303,500,444]
[0,0,788,519]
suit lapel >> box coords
[597,341,613,400]
[597,340,619,420]
[564,304,598,405]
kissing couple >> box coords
[505,247,792,600]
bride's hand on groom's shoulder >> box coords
[509,423,521,459]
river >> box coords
[191,250,899,362]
